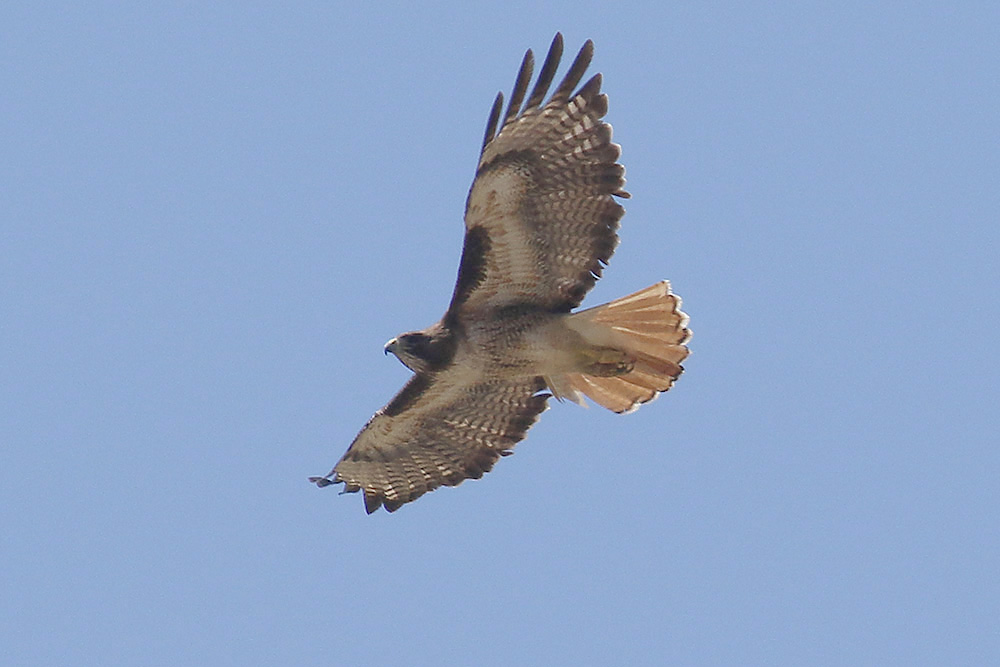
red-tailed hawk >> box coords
[310,34,690,513]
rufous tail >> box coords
[551,281,691,414]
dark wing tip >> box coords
[502,48,534,127]
[309,475,334,487]
[551,39,595,103]
[524,32,564,110]
[481,91,504,154]
[482,34,602,154]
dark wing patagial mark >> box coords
[444,225,491,326]
[382,374,432,418]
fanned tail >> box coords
[550,281,691,414]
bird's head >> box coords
[384,327,454,374]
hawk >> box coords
[310,34,690,513]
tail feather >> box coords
[556,281,690,414]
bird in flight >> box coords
[310,34,691,513]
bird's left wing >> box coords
[310,373,549,513]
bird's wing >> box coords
[310,372,549,513]
[446,33,628,322]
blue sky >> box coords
[3,2,998,665]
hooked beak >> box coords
[383,338,398,356]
